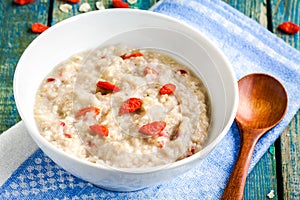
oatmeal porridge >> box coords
[34,45,210,168]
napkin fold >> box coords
[1,0,299,199]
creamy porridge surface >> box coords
[34,45,210,168]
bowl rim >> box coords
[13,8,238,173]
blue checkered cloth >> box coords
[1,0,299,199]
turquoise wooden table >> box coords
[0,0,299,199]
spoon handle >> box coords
[221,130,261,200]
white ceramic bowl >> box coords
[14,9,238,191]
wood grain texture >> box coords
[223,0,268,26]
[0,0,50,133]
[270,0,300,199]
[271,0,299,47]
[51,0,157,25]
[280,113,300,199]
[223,73,288,200]
[244,146,279,200]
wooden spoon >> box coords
[222,73,288,200]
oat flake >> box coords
[267,190,275,199]
[95,1,105,10]
[127,0,137,4]
[59,4,72,13]
[79,2,91,12]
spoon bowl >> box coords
[222,73,288,200]
[237,73,288,130]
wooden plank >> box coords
[222,0,279,199]
[0,0,50,133]
[223,0,269,26]
[280,112,300,199]
[271,0,299,47]
[244,146,279,200]
[51,0,157,25]
[270,0,300,199]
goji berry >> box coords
[14,0,34,5]
[89,124,109,137]
[144,66,159,75]
[177,69,189,75]
[31,23,49,33]
[64,133,72,138]
[191,146,196,154]
[75,106,100,119]
[96,81,120,92]
[139,121,167,136]
[159,83,176,95]
[186,146,196,157]
[157,140,165,148]
[59,121,66,127]
[46,77,56,82]
[66,0,80,3]
[112,0,130,8]
[119,98,143,115]
[278,22,300,35]
[120,52,143,59]
[88,140,96,147]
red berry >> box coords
[177,69,189,75]
[14,0,34,5]
[89,124,109,137]
[120,52,143,59]
[96,81,120,92]
[31,23,49,33]
[119,98,143,115]
[139,121,167,136]
[159,83,176,95]
[75,107,100,119]
[278,22,300,35]
[46,77,56,82]
[66,0,80,3]
[59,121,66,127]
[144,67,159,75]
[64,133,72,138]
[112,0,130,8]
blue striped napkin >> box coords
[1,0,299,199]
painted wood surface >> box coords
[0,1,50,133]
[271,0,300,199]
[51,0,156,25]
[0,0,299,199]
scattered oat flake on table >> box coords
[127,0,137,4]
[96,1,105,10]
[267,190,275,199]
[59,3,72,13]
[79,2,91,12]
[14,0,34,5]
